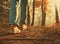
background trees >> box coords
[0,0,60,26]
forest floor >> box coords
[0,13,60,44]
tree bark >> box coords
[55,6,59,23]
[27,6,30,25]
[41,0,46,26]
[31,0,35,26]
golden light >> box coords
[16,0,60,26]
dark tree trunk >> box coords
[55,6,59,23]
[31,0,35,26]
[41,0,46,26]
[27,6,30,25]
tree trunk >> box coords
[27,6,30,25]
[55,6,59,23]
[41,0,46,26]
[31,0,35,26]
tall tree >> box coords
[41,0,47,26]
[27,1,30,26]
[55,6,59,23]
[31,0,35,26]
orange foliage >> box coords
[35,1,41,8]
[43,0,49,13]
